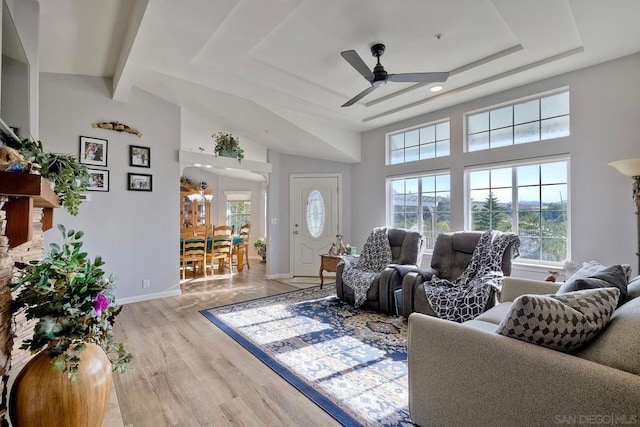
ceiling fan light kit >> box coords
[341,43,449,107]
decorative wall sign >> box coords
[86,168,109,192]
[92,121,142,137]
[79,136,108,167]
[129,145,150,168]
[128,173,152,192]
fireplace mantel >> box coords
[0,171,59,248]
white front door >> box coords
[290,174,341,276]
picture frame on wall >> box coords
[79,136,108,167]
[129,145,150,168]
[86,168,109,192]
[128,173,152,192]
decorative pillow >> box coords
[496,287,620,353]
[558,264,628,307]
[562,260,605,287]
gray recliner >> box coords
[336,228,424,314]
[401,231,519,318]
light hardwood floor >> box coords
[112,263,340,427]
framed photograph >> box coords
[79,136,108,167]
[129,145,150,168]
[128,173,152,192]
[86,169,109,192]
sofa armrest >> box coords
[408,313,640,427]
[500,277,562,302]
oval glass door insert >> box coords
[306,189,325,238]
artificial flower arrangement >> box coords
[212,132,244,161]
[12,225,132,379]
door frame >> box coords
[289,173,343,276]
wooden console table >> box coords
[319,254,343,289]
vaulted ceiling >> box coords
[38,0,640,164]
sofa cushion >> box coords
[496,288,620,353]
[558,265,628,307]
[576,296,640,375]
[628,276,640,300]
[474,302,512,325]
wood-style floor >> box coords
[112,262,340,427]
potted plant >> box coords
[254,237,266,262]
[9,225,132,426]
[6,138,89,215]
[212,132,244,161]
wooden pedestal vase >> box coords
[9,344,113,427]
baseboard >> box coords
[116,288,182,305]
[266,273,293,280]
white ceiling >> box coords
[38,0,640,164]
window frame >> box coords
[386,118,451,165]
[464,155,571,266]
[386,169,451,252]
[464,87,570,153]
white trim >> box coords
[116,288,182,305]
[266,273,293,280]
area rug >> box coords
[200,285,411,426]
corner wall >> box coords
[39,73,181,302]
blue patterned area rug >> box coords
[200,284,412,426]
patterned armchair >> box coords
[336,228,424,314]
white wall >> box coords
[355,53,640,278]
[40,73,182,302]
[268,151,353,277]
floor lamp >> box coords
[609,157,640,274]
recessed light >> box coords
[194,163,202,167]
[205,165,212,168]
[430,85,443,92]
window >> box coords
[306,189,325,238]
[387,120,450,165]
[466,90,569,152]
[388,172,450,250]
[225,191,251,233]
[467,158,569,263]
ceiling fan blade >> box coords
[387,72,449,83]
[341,50,374,81]
[341,86,377,107]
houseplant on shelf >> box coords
[10,225,132,427]
[6,138,89,215]
[213,132,244,161]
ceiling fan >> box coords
[340,43,449,107]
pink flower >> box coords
[93,293,110,317]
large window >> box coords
[387,120,450,165]
[466,90,569,152]
[389,172,450,249]
[225,191,251,233]
[467,158,569,263]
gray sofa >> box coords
[408,276,640,427]
[336,228,423,314]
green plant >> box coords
[212,132,244,161]
[12,225,132,380]
[7,138,88,215]
[254,237,266,260]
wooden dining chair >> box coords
[180,230,206,280]
[207,225,233,275]
[236,223,251,270]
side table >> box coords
[319,254,343,289]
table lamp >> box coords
[609,157,640,274]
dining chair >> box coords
[207,225,233,275]
[237,223,251,270]
[180,230,206,280]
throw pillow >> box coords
[562,260,605,288]
[496,287,620,353]
[558,264,628,307]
